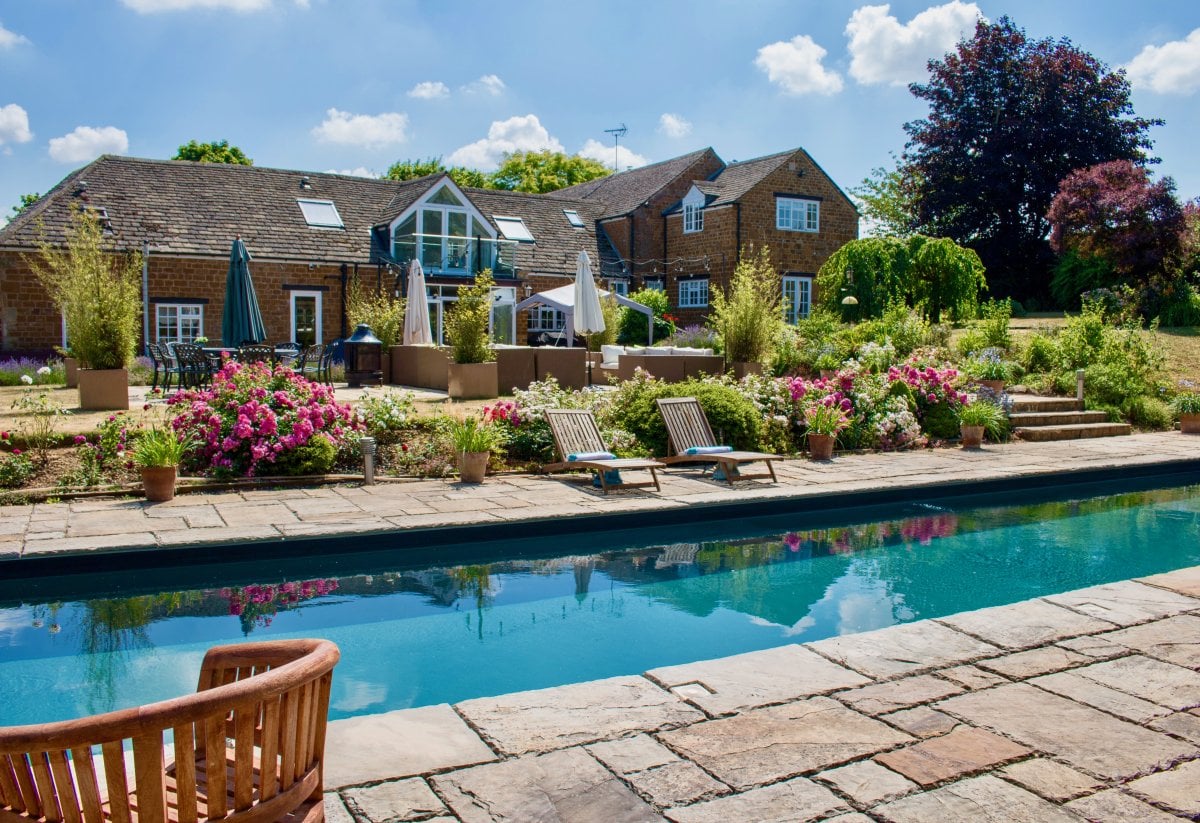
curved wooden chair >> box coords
[0,638,340,823]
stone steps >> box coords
[1006,394,1131,442]
[1008,410,1111,427]
[1013,421,1133,441]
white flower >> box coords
[20,374,32,385]
[37,366,51,375]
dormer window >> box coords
[297,198,344,229]
[493,215,534,243]
[682,186,705,234]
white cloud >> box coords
[48,126,128,163]
[326,167,379,178]
[0,104,33,145]
[578,138,649,171]
[1126,28,1200,95]
[755,34,844,96]
[658,113,692,138]
[407,81,449,100]
[311,108,408,148]
[846,2,981,86]
[120,0,307,10]
[462,74,506,96]
[0,22,30,48]
[447,114,563,169]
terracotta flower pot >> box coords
[458,451,489,483]
[978,379,1005,394]
[1181,413,1200,434]
[141,465,177,502]
[808,433,836,461]
[960,424,985,449]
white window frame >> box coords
[606,279,629,297]
[490,287,517,345]
[782,275,813,324]
[387,180,498,274]
[683,203,703,233]
[297,198,345,229]
[643,278,665,292]
[155,303,204,343]
[563,209,585,228]
[678,279,709,308]
[493,215,535,243]
[776,197,819,233]
[290,291,323,346]
[528,307,566,332]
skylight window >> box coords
[297,198,344,229]
[493,215,535,242]
[563,209,585,228]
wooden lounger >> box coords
[544,409,665,492]
[656,396,779,484]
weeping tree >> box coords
[817,237,985,322]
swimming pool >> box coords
[1,480,1198,727]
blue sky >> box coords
[2,0,1198,228]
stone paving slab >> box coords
[808,619,1001,679]
[1100,615,1200,669]
[1044,580,1200,626]
[873,726,1030,787]
[457,676,704,756]
[872,774,1082,822]
[663,777,849,823]
[937,598,1117,650]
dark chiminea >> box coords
[343,324,383,387]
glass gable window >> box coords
[563,209,585,228]
[776,197,819,233]
[156,304,203,343]
[783,275,813,324]
[297,198,344,229]
[494,216,535,243]
[678,279,709,308]
[683,203,703,233]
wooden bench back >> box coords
[545,410,607,461]
[0,638,339,823]
[656,397,718,454]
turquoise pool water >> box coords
[1,482,1198,726]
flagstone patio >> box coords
[321,566,1200,822]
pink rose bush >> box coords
[168,361,358,478]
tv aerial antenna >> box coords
[603,123,628,171]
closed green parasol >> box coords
[222,237,267,347]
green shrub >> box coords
[708,246,782,364]
[1020,333,1058,374]
[588,295,622,351]
[1157,283,1200,327]
[605,375,761,456]
[979,298,1013,351]
[347,276,405,348]
[1171,392,1200,416]
[1124,396,1174,430]
[768,325,805,377]
[921,402,961,439]
[1050,251,1115,310]
[0,452,34,489]
[272,434,338,475]
[954,328,988,359]
[617,288,674,345]
[445,269,496,364]
[958,399,1009,441]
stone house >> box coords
[0,146,855,353]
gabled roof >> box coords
[0,156,399,261]
[705,149,795,207]
[459,187,608,276]
[552,147,720,218]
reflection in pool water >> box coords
[1,484,1197,726]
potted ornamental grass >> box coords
[29,208,141,410]
[445,269,499,399]
[709,247,781,379]
[1173,391,1200,434]
[957,399,1008,449]
[448,414,497,483]
[803,402,850,461]
[134,426,190,502]
[967,348,1010,394]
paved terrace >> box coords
[0,431,1198,560]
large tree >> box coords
[490,150,610,193]
[384,157,490,188]
[902,16,1158,302]
[174,139,252,165]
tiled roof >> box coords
[460,187,607,277]
[552,148,720,218]
[0,156,400,262]
[705,150,795,207]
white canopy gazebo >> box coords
[515,284,656,347]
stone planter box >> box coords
[496,348,537,394]
[535,348,587,390]
[729,361,763,379]
[64,357,79,389]
[391,345,450,390]
[78,367,129,411]
[448,361,498,400]
[1181,413,1200,434]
